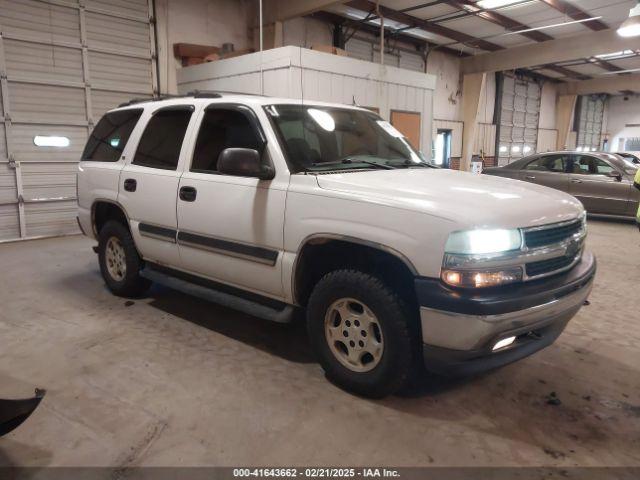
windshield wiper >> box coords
[310,157,395,170]
[387,159,438,169]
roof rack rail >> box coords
[117,94,182,108]
[117,90,268,108]
[187,89,268,98]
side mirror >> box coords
[607,170,622,181]
[217,148,275,180]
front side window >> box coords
[265,104,429,172]
[525,155,564,172]
[132,107,193,170]
[191,108,262,174]
[573,156,614,175]
[82,108,142,162]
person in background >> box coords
[635,167,640,231]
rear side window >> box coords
[525,155,564,172]
[191,108,262,173]
[133,107,193,170]
[82,109,142,162]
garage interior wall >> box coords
[605,94,640,152]
[0,0,156,241]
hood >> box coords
[315,168,583,229]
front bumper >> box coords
[415,251,596,376]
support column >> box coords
[460,72,486,172]
[555,94,577,150]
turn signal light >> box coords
[441,267,523,288]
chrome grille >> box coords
[525,251,580,277]
[523,219,583,249]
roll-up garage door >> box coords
[496,73,541,166]
[575,95,605,152]
[0,0,157,241]
[345,37,425,72]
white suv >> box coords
[77,92,596,397]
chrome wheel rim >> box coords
[105,236,126,282]
[324,298,384,373]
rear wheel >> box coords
[98,220,150,297]
[307,269,416,398]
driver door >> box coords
[567,155,630,215]
[176,104,287,299]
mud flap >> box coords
[0,389,46,437]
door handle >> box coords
[179,186,197,202]
[571,179,583,184]
[123,178,137,192]
[524,175,536,180]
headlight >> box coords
[445,228,522,255]
[442,228,523,288]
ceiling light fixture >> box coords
[618,1,640,37]
[601,67,640,75]
[477,0,523,8]
[501,16,603,36]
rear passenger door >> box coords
[118,104,197,266]
[176,104,287,299]
[520,154,570,192]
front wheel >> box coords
[306,270,416,398]
[98,220,150,297]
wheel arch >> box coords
[91,199,133,237]
[292,234,419,308]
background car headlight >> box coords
[441,267,523,288]
[444,228,522,255]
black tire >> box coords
[98,220,150,297]
[306,269,416,398]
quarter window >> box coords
[191,108,262,173]
[132,107,193,170]
[82,109,143,162]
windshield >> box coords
[264,104,432,172]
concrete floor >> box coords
[0,219,639,468]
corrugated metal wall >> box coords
[178,47,435,154]
[345,36,425,73]
[0,0,156,241]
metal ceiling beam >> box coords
[346,0,504,51]
[557,73,640,95]
[442,0,553,42]
[441,0,590,79]
[309,10,471,57]
[537,0,609,31]
[543,64,590,80]
[462,29,640,73]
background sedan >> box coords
[484,152,639,219]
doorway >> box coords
[435,129,452,168]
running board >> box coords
[141,263,295,324]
